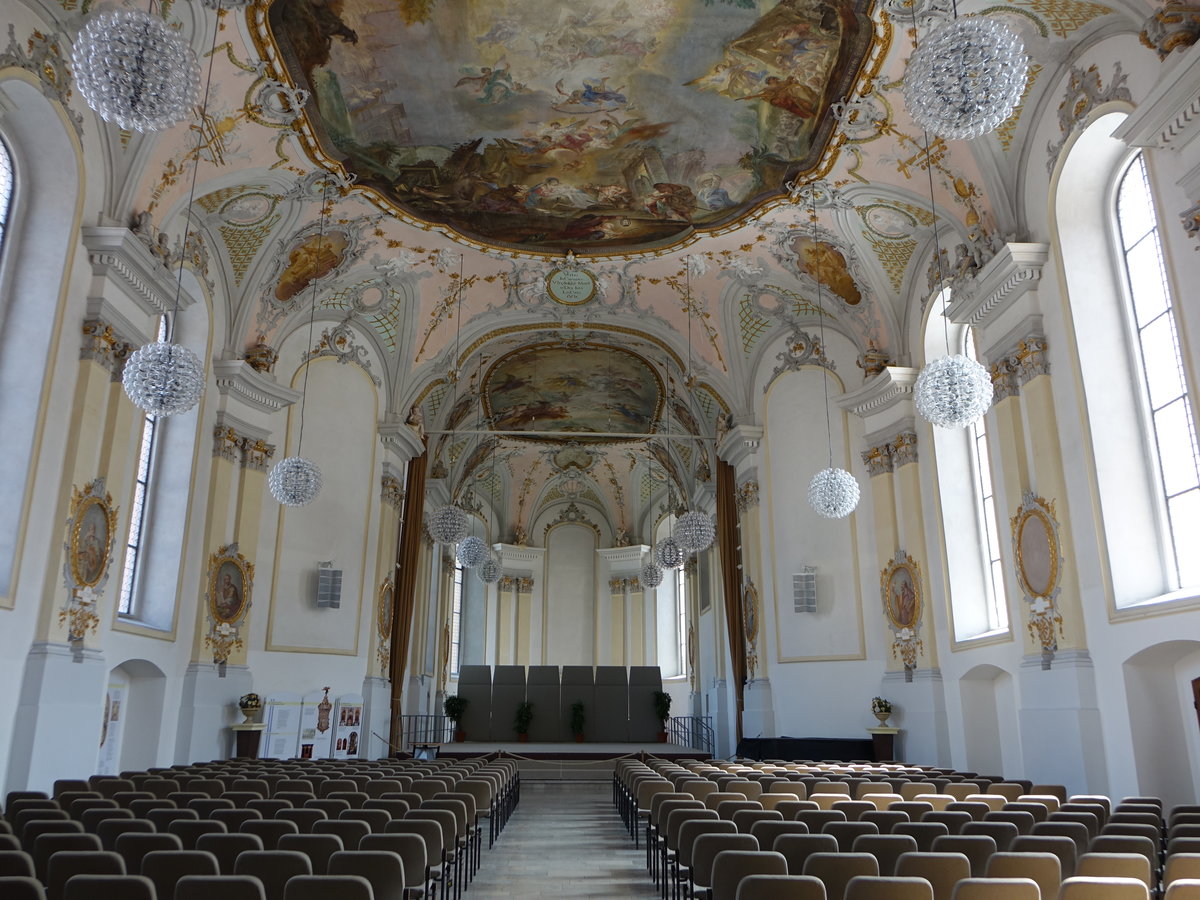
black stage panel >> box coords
[560,666,595,743]
[593,666,629,743]
[526,665,563,742]
[628,666,664,742]
[456,665,492,743]
[737,736,876,762]
[490,665,527,741]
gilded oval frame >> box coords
[207,544,255,626]
[1012,495,1062,600]
[69,488,117,589]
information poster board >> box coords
[261,692,302,759]
[95,681,126,775]
[298,688,335,760]
[331,693,365,759]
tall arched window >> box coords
[0,137,12,248]
[1116,154,1200,589]
[965,327,1008,631]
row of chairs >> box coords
[616,757,1200,900]
[0,755,521,900]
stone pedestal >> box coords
[232,723,265,759]
[867,726,901,762]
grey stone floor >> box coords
[464,782,662,899]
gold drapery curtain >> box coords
[389,445,427,749]
[716,459,746,745]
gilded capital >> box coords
[861,443,893,477]
[80,318,134,380]
[212,423,276,470]
[890,431,918,468]
[735,479,760,512]
[1141,1,1200,59]
[381,474,406,509]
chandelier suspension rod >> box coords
[423,430,716,441]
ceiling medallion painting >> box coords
[482,343,662,440]
[265,0,878,254]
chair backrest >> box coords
[733,810,783,834]
[328,849,404,900]
[1059,875,1150,900]
[833,802,876,822]
[893,822,950,852]
[802,852,880,900]
[61,874,156,900]
[851,834,919,877]
[1167,880,1200,900]
[0,875,46,900]
[960,821,1017,852]
[1166,854,1200,888]
[175,874,269,900]
[679,819,738,867]
[384,818,444,864]
[233,849,313,900]
[929,834,996,877]
[844,875,934,900]
[891,803,936,821]
[692,834,760,889]
[44,850,124,900]
[1088,834,1157,869]
[195,832,265,875]
[895,851,972,900]
[823,821,880,853]
[734,873,829,900]
[282,874,375,900]
[276,833,344,876]
[140,849,220,900]
[242,819,301,851]
[0,850,37,878]
[922,811,972,835]
[773,833,840,875]
[1010,833,1078,878]
[359,833,426,889]
[1078,851,1153,888]
[711,849,789,900]
[949,877,1039,900]
[31,832,103,881]
[311,818,370,850]
[985,850,1062,899]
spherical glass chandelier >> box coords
[655,537,686,570]
[902,16,1029,140]
[72,8,201,132]
[808,467,861,519]
[268,456,323,507]
[915,354,994,428]
[122,341,205,417]
[478,554,502,584]
[675,511,715,553]
[428,504,469,544]
[641,561,664,588]
[457,536,491,568]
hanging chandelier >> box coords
[122,341,206,417]
[902,16,1029,141]
[72,8,200,132]
[268,456,323,507]
[641,560,664,588]
[478,553,502,584]
[429,504,470,544]
[655,537,686,570]
[809,467,861,519]
[915,353,993,428]
[675,510,715,553]
[457,535,491,568]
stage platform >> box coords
[424,742,707,782]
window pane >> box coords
[1155,398,1200,497]
[1170,489,1200,586]
[0,139,11,248]
[1140,313,1186,411]
[1118,157,1157,248]
[1125,237,1171,327]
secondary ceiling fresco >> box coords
[266,0,880,252]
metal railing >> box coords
[667,716,715,756]
[396,714,453,749]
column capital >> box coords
[80,317,135,381]
[212,412,276,471]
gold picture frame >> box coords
[881,553,922,632]
[545,266,598,306]
[207,543,254,626]
[1012,494,1062,600]
[68,480,118,589]
[377,578,394,637]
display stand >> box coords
[867,726,901,762]
[232,723,266,759]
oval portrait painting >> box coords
[71,496,113,588]
[1018,509,1057,597]
[212,561,249,624]
[884,565,920,631]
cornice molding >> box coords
[838,367,918,419]
[81,227,196,319]
[947,243,1050,329]
[1114,38,1200,151]
[379,421,427,463]
[213,359,301,414]
[717,425,763,468]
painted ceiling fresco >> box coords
[267,0,877,253]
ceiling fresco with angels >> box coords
[266,0,878,252]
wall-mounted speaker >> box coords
[317,561,342,609]
[793,566,816,613]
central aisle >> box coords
[467,781,662,898]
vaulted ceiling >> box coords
[116,0,1139,543]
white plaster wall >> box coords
[543,524,596,666]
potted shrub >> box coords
[871,696,893,726]
[653,690,672,743]
[514,701,533,742]
[569,700,586,742]
[444,694,469,742]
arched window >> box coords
[118,316,167,616]
[965,327,1008,631]
[0,137,12,248]
[1115,153,1200,589]
[449,562,464,677]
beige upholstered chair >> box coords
[44,850,125,900]
[0,876,46,900]
[233,849,314,900]
[851,833,919,877]
[802,852,880,900]
[328,849,406,900]
[61,875,156,900]
[775,834,840,876]
[736,873,828,899]
[690,833,760,897]
[1166,880,1200,900]
[930,834,996,877]
[283,874,374,900]
[950,877,1039,900]
[1011,834,1078,878]
[1058,876,1149,900]
[1077,851,1153,889]
[986,850,1062,900]
[895,851,972,900]
[140,849,220,900]
[711,849,789,900]
[195,832,265,875]
[844,875,933,900]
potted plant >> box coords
[238,693,262,725]
[569,700,586,742]
[444,694,469,742]
[653,690,672,743]
[871,696,893,726]
[514,701,533,742]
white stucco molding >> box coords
[379,421,427,463]
[1113,39,1200,152]
[946,243,1050,330]
[213,359,301,415]
[81,226,196,320]
[598,545,649,576]
[717,425,764,469]
[838,366,918,419]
